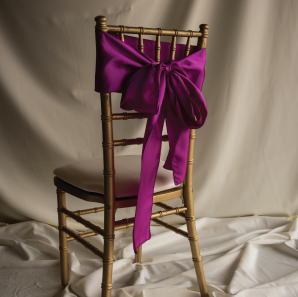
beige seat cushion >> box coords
[54,155,179,198]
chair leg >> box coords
[101,204,115,297]
[134,245,142,263]
[184,189,208,297]
[57,188,69,287]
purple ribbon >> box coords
[95,31,207,252]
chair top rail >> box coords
[94,15,202,37]
[105,26,202,37]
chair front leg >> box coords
[57,188,69,287]
[134,245,142,263]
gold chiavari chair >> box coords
[54,15,209,297]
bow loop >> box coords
[121,64,165,115]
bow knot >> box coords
[161,62,172,74]
[160,60,187,77]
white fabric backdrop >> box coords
[0,0,298,227]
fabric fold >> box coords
[95,30,207,252]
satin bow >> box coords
[95,31,207,252]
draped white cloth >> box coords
[1,217,298,297]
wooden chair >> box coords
[54,15,209,297]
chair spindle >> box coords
[138,27,144,53]
[184,30,193,57]
[170,29,178,60]
[119,25,125,42]
[155,28,162,63]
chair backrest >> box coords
[94,16,209,210]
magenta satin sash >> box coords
[95,30,207,253]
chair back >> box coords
[95,16,209,210]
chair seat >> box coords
[53,155,179,198]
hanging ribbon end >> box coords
[133,234,151,254]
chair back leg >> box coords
[57,188,69,287]
[183,129,208,297]
[184,186,208,296]
[101,203,115,297]
[101,91,116,297]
